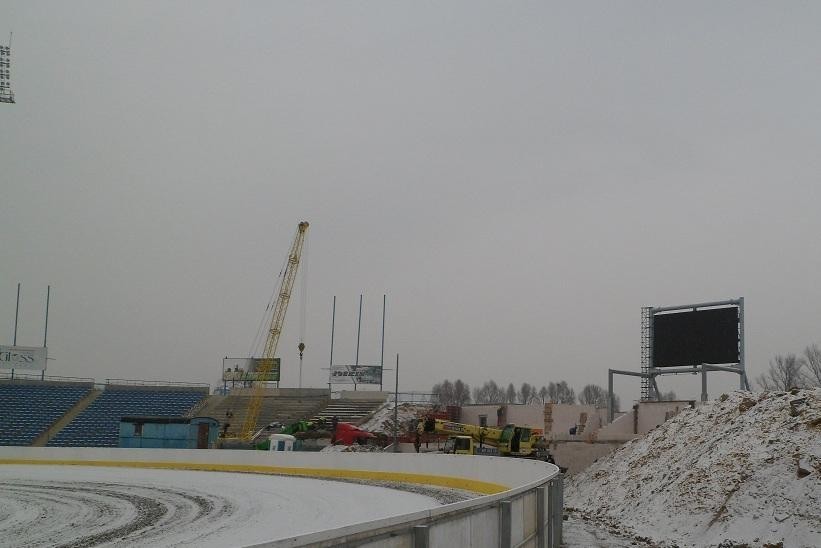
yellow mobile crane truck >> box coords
[419,417,551,460]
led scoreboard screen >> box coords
[652,307,739,367]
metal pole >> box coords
[354,294,362,391]
[355,294,362,365]
[701,364,708,402]
[608,370,614,423]
[393,353,399,452]
[499,500,512,548]
[42,286,50,381]
[329,296,336,392]
[380,294,386,391]
[43,286,50,347]
[413,525,430,548]
[536,486,547,548]
[738,297,748,390]
[13,282,20,345]
[12,283,19,380]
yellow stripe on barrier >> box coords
[0,459,509,495]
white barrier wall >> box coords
[0,447,562,548]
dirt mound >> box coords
[357,402,433,434]
[566,389,821,547]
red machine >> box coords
[333,422,375,446]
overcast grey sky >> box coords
[2,2,820,405]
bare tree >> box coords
[431,379,471,406]
[506,383,517,404]
[579,384,608,407]
[431,379,453,405]
[518,382,534,404]
[453,379,471,405]
[756,353,806,391]
[546,381,575,404]
[538,385,549,404]
[473,380,506,404]
[803,344,821,387]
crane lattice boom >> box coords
[241,221,309,439]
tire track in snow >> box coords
[0,481,235,548]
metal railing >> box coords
[0,371,95,384]
[387,391,437,403]
[105,378,210,388]
[260,468,564,548]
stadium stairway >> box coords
[313,397,387,425]
[31,389,102,446]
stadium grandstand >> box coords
[0,376,208,447]
[0,374,394,448]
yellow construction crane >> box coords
[241,221,309,440]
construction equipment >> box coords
[419,417,550,460]
[240,221,309,440]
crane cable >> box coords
[298,233,308,354]
[247,230,295,358]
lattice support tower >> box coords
[640,306,652,400]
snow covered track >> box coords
[1,471,234,547]
[0,447,563,547]
[0,465,443,548]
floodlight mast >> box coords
[240,221,309,440]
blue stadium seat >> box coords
[46,388,206,447]
[0,383,91,446]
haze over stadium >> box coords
[2,1,821,405]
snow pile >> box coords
[566,389,821,548]
[358,402,433,434]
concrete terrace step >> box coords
[202,392,331,438]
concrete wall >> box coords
[460,404,544,429]
[596,400,694,441]
[636,401,693,433]
[0,447,562,548]
[544,403,605,438]
[595,410,636,440]
[547,440,625,475]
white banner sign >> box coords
[0,345,47,371]
[222,357,280,382]
[329,365,383,385]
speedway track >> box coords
[0,465,442,548]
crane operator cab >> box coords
[444,436,473,454]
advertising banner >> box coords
[222,357,280,382]
[0,345,47,371]
[329,365,383,385]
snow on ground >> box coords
[0,465,444,548]
[566,389,821,548]
[562,514,645,548]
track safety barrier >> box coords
[0,447,563,548]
